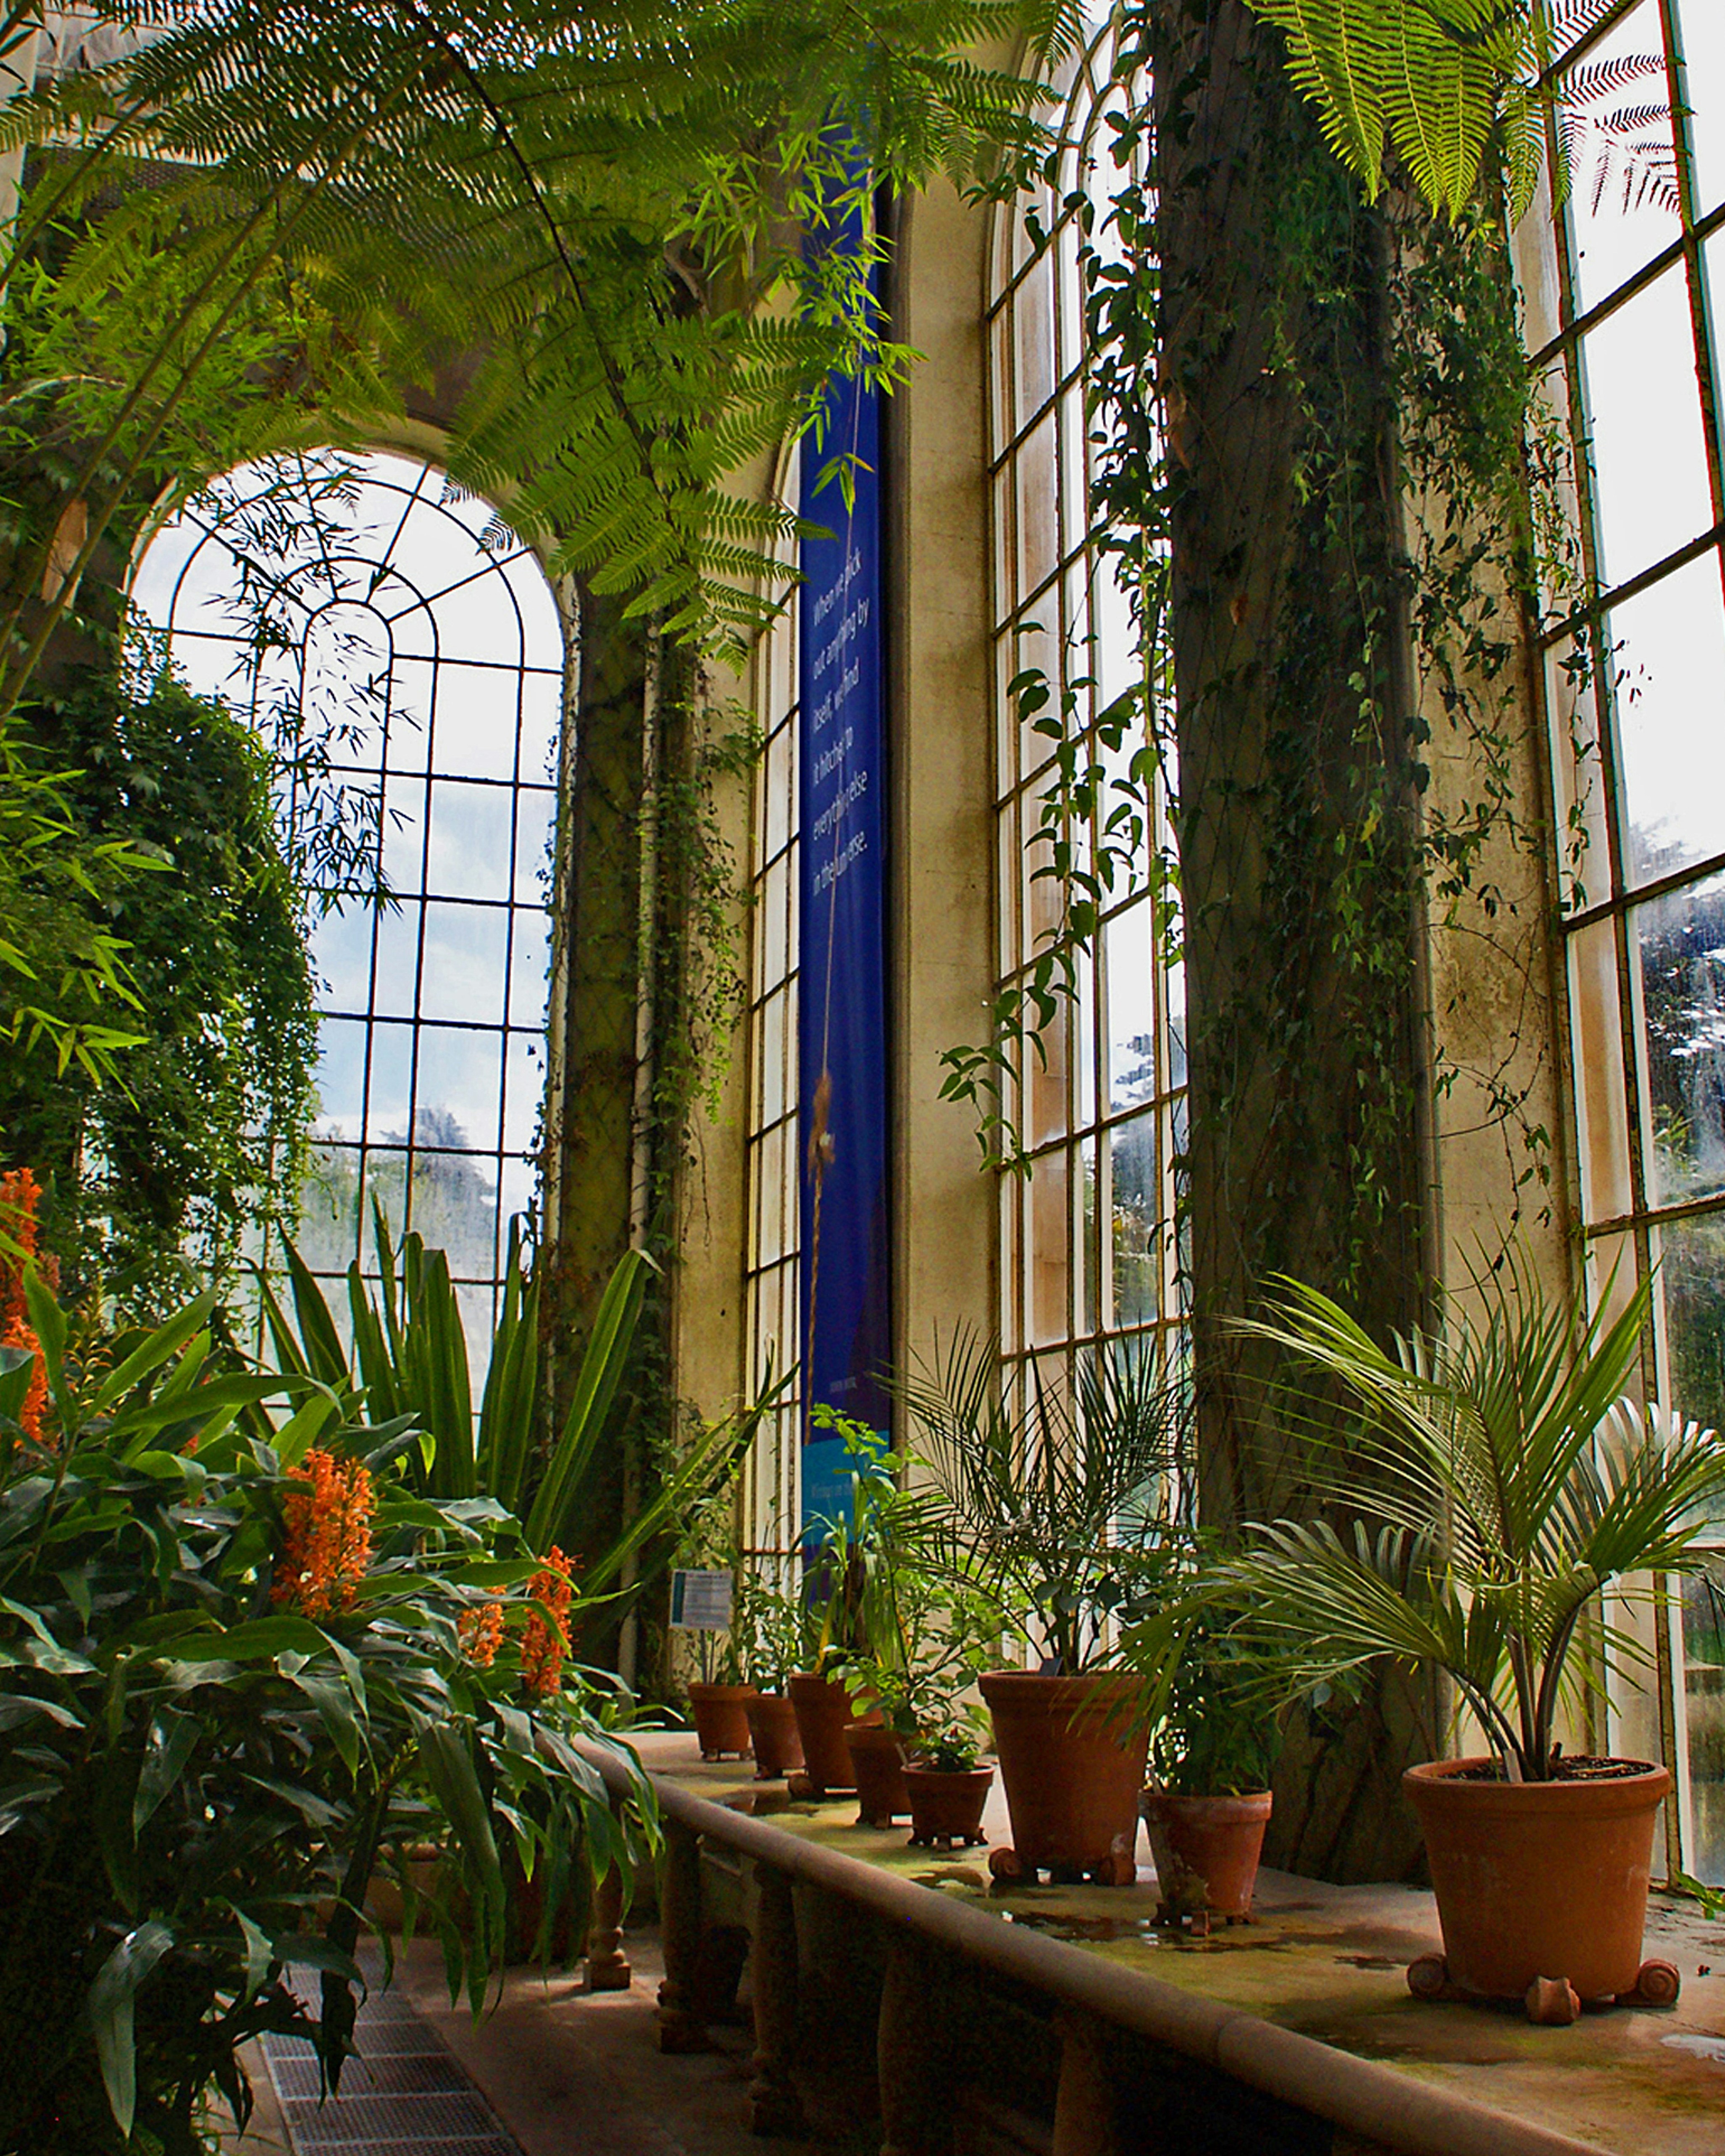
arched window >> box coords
[1523,0,1725,1877]
[987,16,1183,1395]
[131,450,566,1363]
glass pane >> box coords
[513,789,555,904]
[312,1018,368,1136]
[429,661,533,781]
[1081,1134,1099,1336]
[294,1141,364,1274]
[364,1021,415,1142]
[311,904,376,1015]
[1563,0,1680,318]
[1660,1209,1725,1435]
[507,907,550,1031]
[1580,266,1711,591]
[1611,553,1725,884]
[406,1145,500,1282]
[1013,244,1056,431]
[503,1033,544,1159]
[1110,1113,1160,1330]
[1680,1573,1725,1886]
[1678,0,1725,221]
[368,901,423,1022]
[417,901,509,1026]
[381,776,428,895]
[1636,873,1725,1206]
[1106,900,1158,1111]
[426,779,514,901]
[1030,1146,1071,1345]
[413,1026,505,1154]
[1015,407,1060,601]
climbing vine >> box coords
[943,0,1587,1275]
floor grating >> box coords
[261,1964,524,2156]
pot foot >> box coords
[989,1847,1026,1885]
[1406,1955,1457,2003]
[858,1808,907,1828]
[1525,1976,1581,2025]
[908,1829,988,1850]
[1617,1958,1682,2009]
[786,1772,852,1801]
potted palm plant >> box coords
[1174,1259,1725,2017]
[899,1335,1187,1885]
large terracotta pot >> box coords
[845,1725,912,1826]
[787,1672,880,1795]
[744,1692,803,1779]
[1403,1757,1671,2002]
[687,1682,757,1760]
[906,1764,994,1850]
[980,1671,1148,1883]
[1140,1789,1272,1921]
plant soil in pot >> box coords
[786,1672,880,1796]
[906,1764,993,1849]
[980,1671,1148,1885]
[687,1682,757,1760]
[744,1693,803,1779]
[1403,1757,1679,2009]
[1140,1790,1272,1927]
[845,1724,911,1826]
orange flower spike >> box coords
[458,1601,505,1667]
[3,1317,45,1447]
[271,1450,375,1620]
[0,1167,42,1344]
[520,1546,576,1697]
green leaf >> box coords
[88,1918,174,2139]
[133,1707,200,1838]
[153,1614,330,1663]
[417,1720,502,1911]
[525,1249,652,1553]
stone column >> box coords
[657,1819,708,2053]
[748,1861,806,2137]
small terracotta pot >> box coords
[1140,1789,1272,1919]
[687,1682,758,1760]
[787,1671,881,1794]
[845,1724,912,1825]
[1403,1756,1671,2002]
[906,1764,994,1849]
[980,1670,1148,1882]
[744,1692,803,1779]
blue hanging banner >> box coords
[797,216,891,1537]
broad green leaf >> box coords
[88,1918,174,2138]
[133,1707,200,1837]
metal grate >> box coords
[263,1975,525,2156]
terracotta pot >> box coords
[1403,1756,1671,2001]
[687,1681,758,1760]
[905,1764,994,1849]
[787,1672,880,1794]
[979,1670,1148,1882]
[1140,1789,1273,1920]
[845,1725,912,1825]
[744,1692,803,1779]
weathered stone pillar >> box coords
[748,1861,807,2137]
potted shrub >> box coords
[1186,1260,1725,2016]
[900,1335,1187,1884]
[734,1569,807,1778]
[904,1721,995,1850]
[785,1417,915,1796]
[1131,1600,1281,1929]
[843,1561,998,1833]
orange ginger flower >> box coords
[271,1449,375,1619]
[519,1547,575,1697]
[458,1600,505,1667]
[0,1170,46,1446]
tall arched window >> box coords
[131,450,566,1363]
[987,16,1183,1396]
[1523,0,1725,1877]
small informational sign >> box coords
[668,1569,734,1631]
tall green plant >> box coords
[260,1209,768,1606]
[1150,1259,1725,1782]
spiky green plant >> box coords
[1144,1257,1725,1782]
